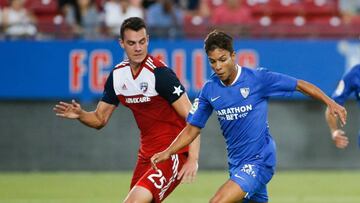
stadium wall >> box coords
[0,39,359,171]
[0,101,358,171]
[1,39,360,100]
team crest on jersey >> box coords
[240,87,250,98]
[140,82,148,93]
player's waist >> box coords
[138,145,189,160]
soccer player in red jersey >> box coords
[53,17,200,203]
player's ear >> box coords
[119,39,125,48]
[231,51,236,61]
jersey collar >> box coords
[130,55,151,79]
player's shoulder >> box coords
[145,55,168,70]
[241,66,268,79]
[343,64,360,81]
[349,64,360,75]
[114,59,130,70]
[206,73,220,85]
[352,64,360,70]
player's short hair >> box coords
[204,30,234,54]
[120,17,147,40]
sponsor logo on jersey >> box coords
[140,82,148,93]
[240,87,250,98]
[210,96,221,102]
[216,104,252,121]
[125,96,151,104]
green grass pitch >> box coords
[0,170,359,203]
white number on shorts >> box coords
[147,169,166,189]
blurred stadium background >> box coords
[0,0,360,202]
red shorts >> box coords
[130,153,188,203]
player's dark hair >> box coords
[204,30,234,54]
[120,17,147,40]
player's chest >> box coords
[209,84,260,110]
[113,68,157,97]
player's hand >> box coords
[178,157,198,184]
[327,101,347,127]
[332,129,349,149]
[53,99,83,119]
[150,151,171,170]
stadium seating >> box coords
[25,0,58,15]
[35,13,73,39]
[304,0,338,16]
[0,0,7,8]
[183,14,209,39]
[2,0,359,39]
[193,0,359,39]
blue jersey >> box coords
[187,66,298,169]
[332,64,360,106]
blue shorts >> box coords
[230,162,274,202]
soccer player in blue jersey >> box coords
[150,30,347,203]
[325,64,360,149]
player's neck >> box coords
[223,66,238,86]
[129,61,142,75]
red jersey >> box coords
[102,55,188,159]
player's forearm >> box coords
[188,134,200,161]
[325,107,340,133]
[78,110,106,129]
[167,124,201,155]
[296,80,333,105]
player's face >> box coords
[120,28,149,67]
[207,48,237,85]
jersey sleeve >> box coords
[101,71,120,106]
[154,67,185,104]
[257,68,298,97]
[332,69,357,106]
[187,84,213,129]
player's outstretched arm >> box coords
[53,100,116,129]
[325,107,349,149]
[151,124,201,170]
[172,93,200,183]
[296,79,347,126]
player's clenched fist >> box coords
[332,129,349,149]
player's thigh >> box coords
[210,179,246,203]
[134,153,187,203]
[230,163,273,203]
[124,186,153,203]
